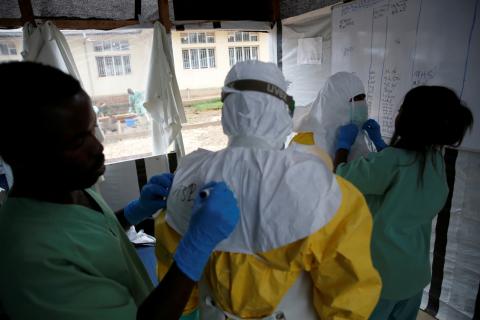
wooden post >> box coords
[272,0,281,22]
[157,0,172,32]
[18,0,35,26]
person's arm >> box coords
[138,181,240,320]
[115,208,131,229]
[333,148,349,172]
[333,123,359,172]
[136,262,195,320]
[336,148,396,196]
[115,173,174,230]
[309,177,382,319]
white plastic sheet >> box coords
[22,21,104,142]
[282,6,333,109]
[144,22,186,158]
[421,150,480,319]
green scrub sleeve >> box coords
[336,148,397,196]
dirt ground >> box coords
[103,107,227,163]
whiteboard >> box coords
[332,0,480,151]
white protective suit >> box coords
[155,61,381,320]
[295,72,375,161]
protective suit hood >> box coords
[298,72,373,158]
[222,61,293,150]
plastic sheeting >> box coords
[22,21,105,142]
[144,22,186,158]
[281,6,334,130]
[421,150,480,319]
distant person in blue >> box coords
[128,88,147,115]
[334,86,473,320]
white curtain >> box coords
[22,21,104,142]
[144,22,186,158]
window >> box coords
[251,46,258,60]
[229,46,259,66]
[112,40,121,51]
[64,28,155,164]
[200,49,208,68]
[96,56,106,77]
[189,33,198,44]
[96,55,132,77]
[190,49,199,69]
[93,40,130,52]
[235,47,243,63]
[182,48,216,69]
[120,40,130,51]
[228,48,235,66]
[114,56,123,75]
[0,42,17,55]
[244,46,251,60]
[180,33,189,44]
[93,41,103,52]
[208,48,216,67]
[181,32,215,44]
[235,32,242,42]
[104,41,112,51]
[206,32,215,43]
[122,56,132,74]
[228,31,259,42]
[182,49,191,69]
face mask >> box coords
[350,100,369,126]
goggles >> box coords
[221,79,295,117]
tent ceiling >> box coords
[0,0,342,29]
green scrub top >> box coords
[0,189,154,319]
[337,147,448,300]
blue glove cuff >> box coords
[174,233,213,281]
[336,141,353,151]
[375,140,388,151]
[124,199,143,225]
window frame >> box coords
[95,54,132,77]
[182,48,216,69]
[229,46,259,66]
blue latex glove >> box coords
[174,181,240,281]
[362,119,388,151]
[336,123,359,151]
[124,173,174,225]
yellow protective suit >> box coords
[155,175,381,319]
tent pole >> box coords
[18,0,36,26]
[157,0,172,32]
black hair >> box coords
[0,62,82,164]
[390,85,474,183]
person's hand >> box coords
[124,173,174,225]
[336,123,359,151]
[174,181,240,281]
[362,119,388,151]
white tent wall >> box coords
[281,5,336,130]
[420,149,480,320]
[281,3,480,320]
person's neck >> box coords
[9,176,81,205]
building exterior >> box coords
[0,34,22,62]
[170,30,270,97]
[1,28,270,104]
